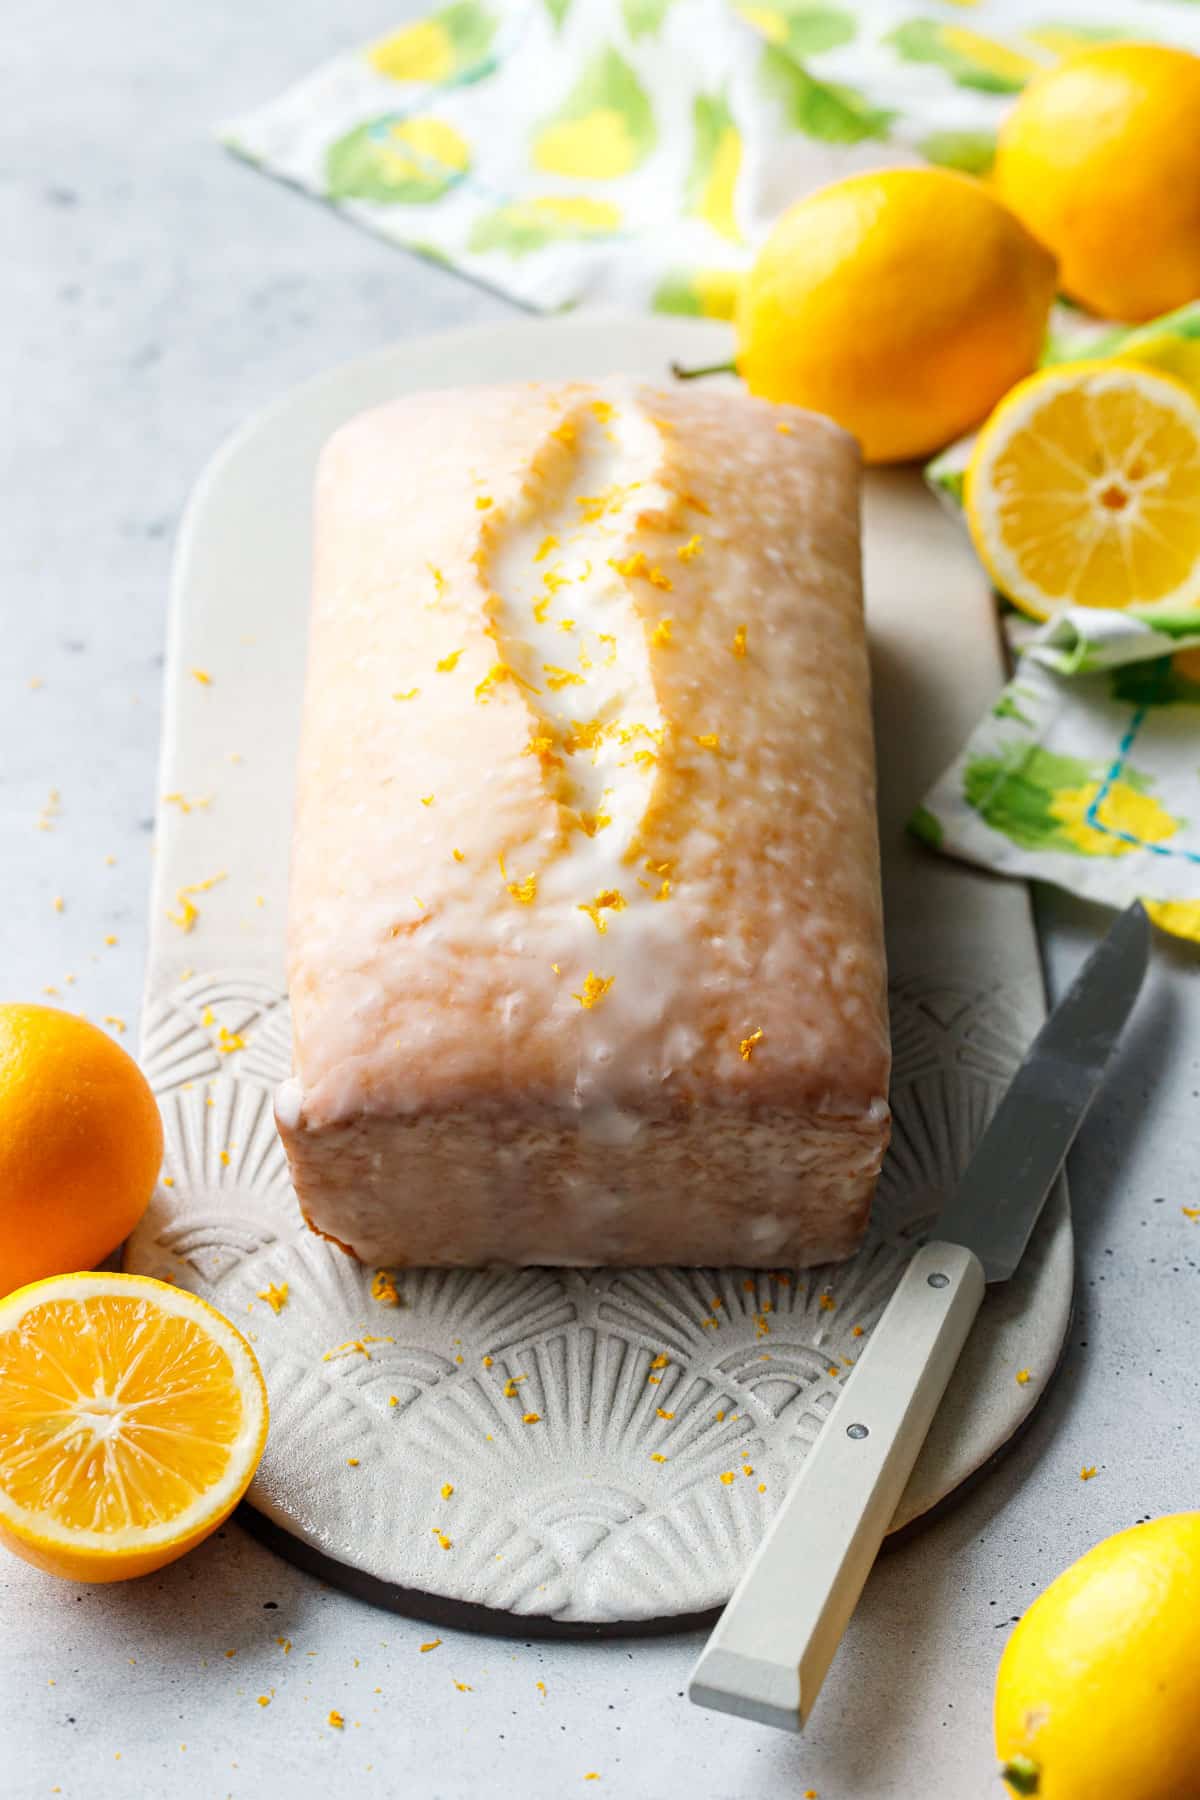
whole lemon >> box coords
[995,1513,1200,1799]
[734,168,1057,463]
[0,1005,163,1296]
[995,44,1200,323]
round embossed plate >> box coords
[126,318,1073,1628]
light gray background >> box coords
[3,5,1198,1797]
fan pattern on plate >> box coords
[126,967,1066,1622]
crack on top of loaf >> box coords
[474,384,676,867]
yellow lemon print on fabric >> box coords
[1049,781,1180,858]
[1143,898,1200,943]
[687,95,743,243]
[532,49,656,180]
[367,2,497,83]
[327,115,471,205]
[887,20,1040,93]
[652,267,742,319]
[469,195,622,257]
[534,109,639,179]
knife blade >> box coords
[689,903,1150,1733]
[936,898,1150,1281]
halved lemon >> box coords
[965,361,1200,622]
[0,1272,267,1582]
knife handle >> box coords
[688,1240,986,1732]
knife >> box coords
[689,901,1150,1733]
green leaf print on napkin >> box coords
[686,95,743,243]
[544,0,572,28]
[622,0,675,39]
[468,195,622,256]
[963,744,1181,858]
[327,115,472,204]
[735,2,856,57]
[760,44,893,143]
[1110,655,1200,709]
[366,2,498,85]
[886,19,1041,93]
[531,49,657,179]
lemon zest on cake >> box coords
[573,971,614,1009]
[436,650,463,673]
[693,733,721,751]
[578,889,627,933]
[543,664,585,691]
[452,848,465,862]
[731,624,747,658]
[575,808,612,837]
[506,871,538,905]
[475,495,493,511]
[649,618,673,648]
[522,1411,541,1424]
[427,563,447,600]
[534,534,558,563]
[677,535,703,562]
[609,551,672,592]
[475,661,540,703]
[393,687,420,701]
[589,399,615,423]
[739,1028,764,1062]
[562,717,607,756]
[217,1026,246,1055]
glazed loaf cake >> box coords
[275,378,890,1268]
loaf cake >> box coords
[275,378,890,1268]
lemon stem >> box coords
[670,359,737,382]
[1000,1755,1041,1795]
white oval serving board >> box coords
[126,317,1072,1626]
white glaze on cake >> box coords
[279,378,890,1268]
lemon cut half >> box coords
[965,361,1200,622]
[0,1271,268,1582]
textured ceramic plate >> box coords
[126,318,1072,1626]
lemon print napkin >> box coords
[917,300,1200,944]
[915,608,1200,944]
[220,0,1200,316]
